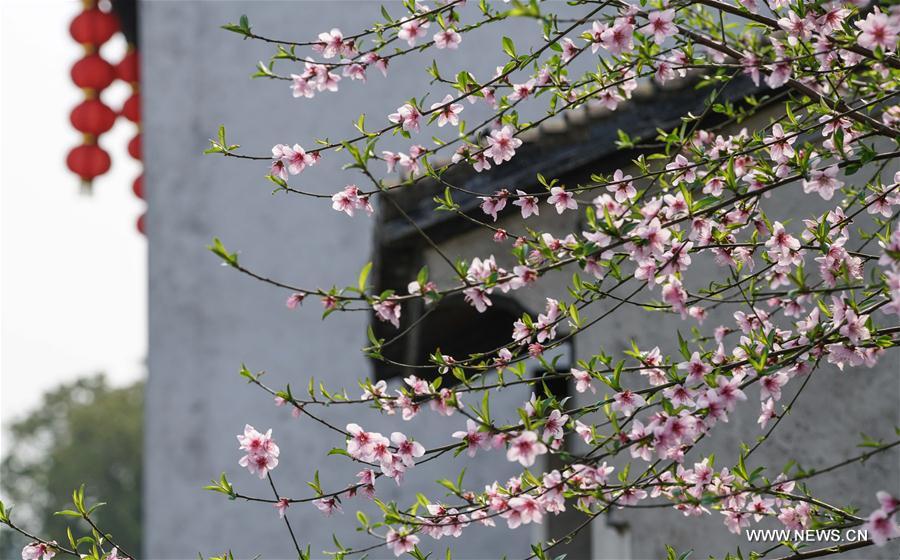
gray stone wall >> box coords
[143,2,546,558]
[421,127,900,559]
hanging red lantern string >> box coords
[67,0,119,193]
[69,7,119,46]
[116,44,145,235]
[127,133,141,160]
[71,54,116,92]
[67,144,112,183]
[115,49,139,84]
[66,0,145,235]
[70,99,117,136]
[121,91,140,123]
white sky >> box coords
[0,1,147,433]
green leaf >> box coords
[481,391,491,424]
[358,262,373,293]
[221,15,252,37]
[416,265,429,286]
[239,364,256,382]
[502,36,516,58]
[86,502,106,515]
[356,511,369,527]
[735,452,749,481]
[355,113,367,135]
[54,509,83,518]
[207,237,239,267]
[615,129,634,149]
[67,527,78,551]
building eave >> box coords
[376,76,763,247]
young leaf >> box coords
[358,262,373,293]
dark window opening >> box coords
[371,293,529,383]
[411,294,526,382]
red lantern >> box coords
[67,144,111,182]
[132,174,144,199]
[136,213,146,235]
[69,8,119,47]
[71,54,116,91]
[128,133,141,160]
[121,92,140,123]
[115,50,139,84]
[70,99,116,135]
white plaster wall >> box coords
[143,2,550,558]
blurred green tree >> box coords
[0,375,142,555]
